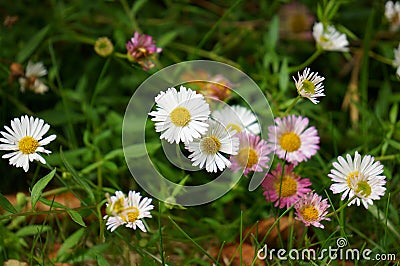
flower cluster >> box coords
[149,85,270,174]
[103,190,154,232]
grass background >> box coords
[0,0,399,265]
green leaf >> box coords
[31,169,56,210]
[60,148,95,202]
[387,139,400,150]
[132,0,148,14]
[97,255,111,266]
[17,25,50,63]
[389,104,398,124]
[67,209,86,227]
[39,197,68,209]
[56,228,85,260]
[265,15,279,51]
[16,225,51,237]
[279,57,289,93]
[0,192,18,214]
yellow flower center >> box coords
[274,176,298,197]
[226,123,242,133]
[121,206,140,223]
[300,205,319,222]
[279,132,301,152]
[18,136,39,154]
[355,180,372,197]
[170,107,191,127]
[301,80,315,94]
[290,14,308,33]
[201,136,221,154]
[237,147,258,168]
[346,171,361,187]
[111,197,125,215]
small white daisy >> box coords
[103,190,154,232]
[0,115,56,172]
[18,61,49,94]
[293,67,325,104]
[211,105,261,135]
[328,151,386,209]
[149,86,210,144]
[186,119,239,173]
[385,1,400,31]
[312,22,349,52]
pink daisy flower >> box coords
[126,32,162,70]
[294,192,330,228]
[262,163,312,208]
[230,132,271,176]
[267,115,319,164]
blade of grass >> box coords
[169,216,218,264]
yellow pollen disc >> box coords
[112,198,125,214]
[346,171,362,188]
[290,14,308,33]
[300,206,319,222]
[201,136,221,154]
[121,206,140,223]
[355,180,372,197]
[226,123,242,133]
[170,107,191,127]
[301,80,316,94]
[274,176,298,197]
[18,136,39,154]
[237,147,258,168]
[279,132,301,152]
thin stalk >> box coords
[288,49,322,73]
[325,195,357,218]
[283,96,301,117]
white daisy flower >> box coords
[211,105,261,135]
[328,151,386,209]
[0,115,56,172]
[312,22,349,52]
[103,190,154,232]
[149,86,210,144]
[385,1,400,31]
[186,119,239,173]
[293,68,325,104]
[18,61,49,94]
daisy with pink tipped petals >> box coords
[328,151,386,209]
[262,163,312,208]
[230,132,270,176]
[295,192,330,228]
[267,115,319,164]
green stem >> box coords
[283,96,302,117]
[369,51,394,66]
[120,0,140,31]
[288,49,322,73]
[325,195,357,218]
